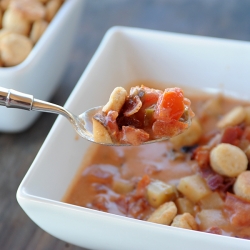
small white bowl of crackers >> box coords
[0,0,85,132]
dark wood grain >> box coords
[0,0,250,249]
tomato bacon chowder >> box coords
[64,84,250,240]
[92,86,194,145]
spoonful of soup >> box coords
[0,86,194,146]
[92,86,194,145]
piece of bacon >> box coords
[193,146,210,168]
[199,166,224,191]
[123,95,142,117]
[94,110,120,141]
[224,192,250,227]
[199,165,235,192]
[128,197,149,219]
[113,195,130,215]
[116,115,142,129]
[221,126,244,146]
[103,110,120,141]
[120,126,150,146]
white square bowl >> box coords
[0,0,85,132]
[17,27,250,250]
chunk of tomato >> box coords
[154,87,185,121]
[134,86,161,122]
[152,119,188,138]
[140,86,161,108]
[136,174,151,197]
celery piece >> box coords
[144,108,155,127]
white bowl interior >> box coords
[17,27,250,250]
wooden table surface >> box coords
[1,0,250,249]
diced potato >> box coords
[92,117,112,144]
[197,209,228,231]
[147,201,177,225]
[146,180,176,208]
[199,192,224,209]
[112,178,134,194]
[171,213,198,230]
[177,174,211,203]
[175,197,195,215]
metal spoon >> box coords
[0,87,191,146]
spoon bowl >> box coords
[0,87,191,146]
[79,105,192,146]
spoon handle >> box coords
[0,87,74,120]
[0,87,33,110]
